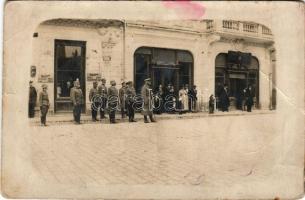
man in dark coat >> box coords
[119,81,127,119]
[29,81,37,118]
[108,80,119,124]
[219,84,230,112]
[70,80,84,124]
[125,81,137,122]
[98,78,108,119]
[188,85,198,112]
[89,81,99,121]
[141,78,156,123]
[244,84,255,112]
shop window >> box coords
[134,47,193,94]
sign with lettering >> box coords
[38,74,53,83]
[87,73,102,81]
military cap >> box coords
[101,78,106,82]
[42,84,47,88]
[144,78,151,82]
[126,81,132,85]
[110,80,116,85]
[121,81,126,85]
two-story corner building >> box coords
[31,19,276,114]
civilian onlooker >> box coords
[209,94,215,114]
[29,80,37,118]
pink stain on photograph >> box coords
[163,1,206,19]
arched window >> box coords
[215,52,259,109]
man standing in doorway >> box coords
[220,84,230,112]
[108,80,119,124]
[98,78,108,120]
[125,81,137,122]
[244,84,255,112]
[119,81,127,119]
[70,80,84,124]
[188,85,198,112]
[141,78,156,123]
[29,80,37,118]
[89,81,99,121]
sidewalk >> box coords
[29,109,275,125]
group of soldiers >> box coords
[29,78,256,126]
[28,78,156,126]
[87,77,156,124]
[89,78,135,124]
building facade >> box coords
[31,19,276,114]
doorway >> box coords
[215,52,259,109]
[229,75,247,109]
[54,40,86,112]
[152,66,179,92]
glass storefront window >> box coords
[134,47,193,94]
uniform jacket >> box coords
[70,87,84,105]
[125,86,136,104]
[141,84,153,114]
[98,84,108,97]
[108,86,119,107]
[29,86,37,104]
[119,86,127,108]
[39,91,50,107]
[89,87,98,102]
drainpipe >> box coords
[122,20,126,81]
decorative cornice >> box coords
[219,37,267,48]
[42,19,123,29]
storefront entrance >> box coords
[229,74,247,109]
[152,67,179,92]
[215,52,259,109]
[54,40,86,112]
[134,47,193,94]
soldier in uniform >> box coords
[108,80,119,124]
[125,81,137,122]
[119,81,127,119]
[29,80,37,118]
[141,78,156,123]
[98,78,108,120]
[70,80,84,124]
[39,84,50,126]
[89,81,99,121]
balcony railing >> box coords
[262,25,272,35]
[243,23,258,33]
[222,20,239,30]
[204,20,273,39]
[206,20,214,31]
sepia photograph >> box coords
[2,1,305,199]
